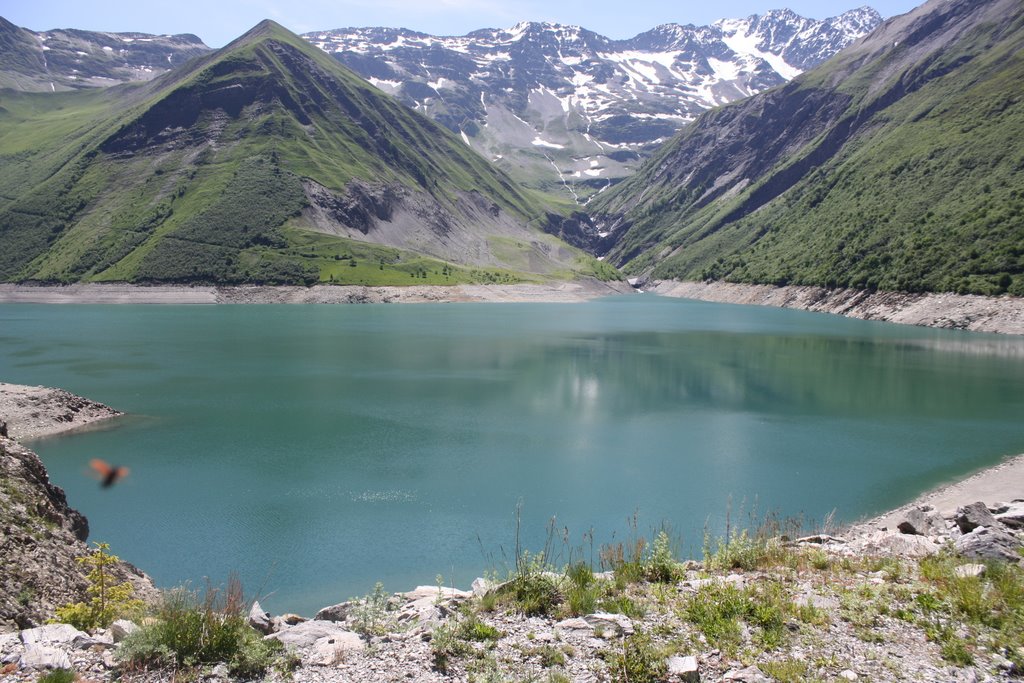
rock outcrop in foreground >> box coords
[1,490,1021,681]
[0,384,1021,681]
[0,434,155,631]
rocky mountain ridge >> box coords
[305,8,881,201]
[0,16,209,91]
[588,0,1024,298]
[0,20,612,286]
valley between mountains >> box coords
[0,0,1021,317]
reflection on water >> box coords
[1,297,1022,615]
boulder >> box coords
[896,506,946,537]
[471,577,495,597]
[396,596,454,629]
[954,502,999,534]
[553,617,592,635]
[20,624,86,647]
[248,601,273,634]
[307,632,366,665]
[723,666,771,682]
[849,530,940,558]
[19,645,70,670]
[667,654,700,681]
[314,601,351,623]
[401,586,472,602]
[954,526,1022,562]
[995,501,1024,529]
[554,612,633,638]
[109,619,139,642]
[267,620,364,649]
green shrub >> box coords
[500,549,562,616]
[53,542,144,631]
[430,621,471,673]
[564,562,599,616]
[684,583,747,654]
[36,669,76,683]
[351,582,396,636]
[117,577,285,679]
[604,630,667,683]
[644,530,682,583]
[457,610,502,642]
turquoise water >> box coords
[2,296,1023,614]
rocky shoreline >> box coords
[0,383,123,441]
[649,281,1024,335]
[1,385,1023,682]
[0,280,634,305]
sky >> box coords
[2,0,923,47]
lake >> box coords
[2,295,1023,615]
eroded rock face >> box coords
[0,435,155,630]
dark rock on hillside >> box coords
[896,505,946,537]
[954,501,1000,534]
[0,434,155,630]
[954,526,1023,563]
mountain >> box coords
[0,20,613,286]
[0,16,210,91]
[304,8,881,201]
[589,0,1024,297]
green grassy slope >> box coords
[590,0,1024,296]
[0,20,613,285]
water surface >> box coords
[2,296,1023,614]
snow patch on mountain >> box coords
[303,7,882,202]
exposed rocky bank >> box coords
[0,383,123,441]
[0,280,634,305]
[649,281,1024,335]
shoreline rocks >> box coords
[649,280,1024,335]
[0,383,123,441]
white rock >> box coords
[722,666,771,682]
[668,654,700,681]
[396,596,452,628]
[248,601,274,634]
[211,662,229,678]
[19,644,71,670]
[554,617,592,634]
[267,621,365,649]
[109,619,139,642]
[954,564,987,579]
[402,585,472,601]
[849,530,940,558]
[471,577,495,597]
[21,624,87,647]
[839,669,859,680]
[308,633,365,665]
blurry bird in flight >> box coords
[89,458,129,488]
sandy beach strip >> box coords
[849,453,1024,535]
[0,280,635,305]
[0,382,123,441]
